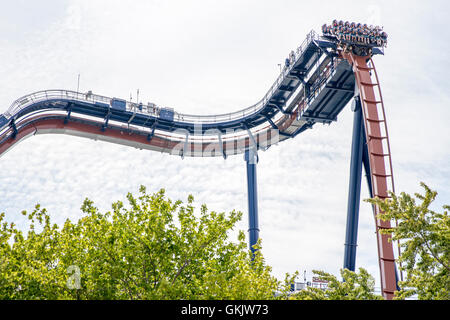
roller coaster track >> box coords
[0,31,353,158]
[0,30,399,299]
[342,51,397,300]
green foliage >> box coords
[291,268,383,300]
[0,186,292,300]
[366,182,450,300]
[0,186,398,300]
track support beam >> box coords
[245,148,259,255]
[343,96,364,271]
[64,103,72,124]
[10,119,18,139]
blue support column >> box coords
[362,132,373,198]
[245,148,259,254]
[343,96,364,271]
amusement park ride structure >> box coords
[0,23,399,299]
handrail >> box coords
[4,90,112,118]
[3,31,320,126]
[174,30,319,123]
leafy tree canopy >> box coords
[0,186,387,300]
[0,186,294,299]
[366,182,450,300]
[290,268,383,300]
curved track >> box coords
[1,31,355,158]
[0,30,398,299]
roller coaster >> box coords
[0,24,400,299]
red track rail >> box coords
[0,111,300,158]
[342,51,397,300]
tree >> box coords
[0,185,391,300]
[290,268,383,300]
[0,186,294,299]
[367,182,450,300]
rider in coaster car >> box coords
[362,29,368,44]
[352,28,357,42]
[337,24,343,40]
[357,27,363,43]
[370,30,377,44]
[381,31,388,46]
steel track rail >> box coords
[342,51,397,300]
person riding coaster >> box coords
[381,31,388,46]
[357,28,363,43]
[322,20,388,48]
[364,30,369,44]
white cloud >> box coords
[1,0,449,289]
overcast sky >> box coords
[1,0,449,289]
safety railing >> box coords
[4,90,112,118]
[2,31,322,127]
[173,30,320,123]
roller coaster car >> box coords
[321,35,379,56]
[321,21,387,57]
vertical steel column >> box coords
[245,148,259,254]
[362,132,373,199]
[343,96,364,271]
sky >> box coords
[0,0,449,289]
